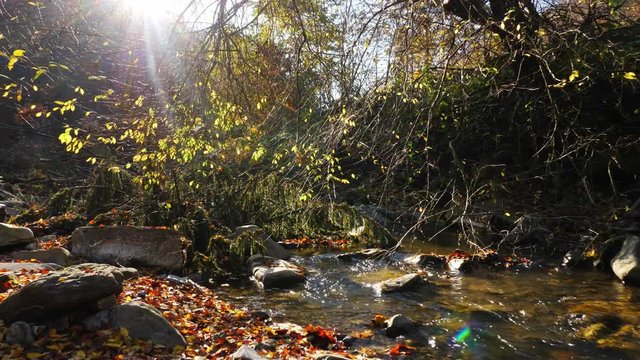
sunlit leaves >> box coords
[623,72,637,80]
[32,67,47,81]
[53,99,77,114]
[7,49,25,70]
[58,127,84,154]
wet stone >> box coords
[379,273,423,293]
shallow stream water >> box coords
[219,235,640,359]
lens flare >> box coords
[454,326,471,343]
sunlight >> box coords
[123,0,180,19]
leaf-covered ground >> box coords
[0,266,368,360]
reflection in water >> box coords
[218,238,640,359]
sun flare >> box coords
[123,0,181,19]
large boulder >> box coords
[0,263,127,323]
[611,235,640,285]
[231,225,289,260]
[378,273,423,293]
[12,247,73,266]
[85,301,186,350]
[247,255,305,289]
[71,226,184,271]
[0,223,34,248]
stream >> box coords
[219,235,640,359]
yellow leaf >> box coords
[569,70,579,82]
[623,72,637,80]
[7,56,18,70]
[12,49,26,57]
[26,353,44,359]
[120,327,129,337]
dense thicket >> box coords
[0,0,638,255]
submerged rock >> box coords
[336,248,389,262]
[247,255,306,289]
[0,223,34,248]
[231,225,289,260]
[12,247,73,266]
[379,273,423,293]
[403,254,446,269]
[384,314,421,338]
[611,235,640,285]
[71,226,184,271]
[0,263,126,323]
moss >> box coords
[46,188,76,216]
[85,166,134,218]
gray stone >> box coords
[0,262,62,272]
[403,254,445,269]
[248,255,305,289]
[83,308,110,330]
[384,314,420,338]
[232,344,265,359]
[5,321,34,346]
[231,225,289,260]
[0,263,126,323]
[12,247,73,266]
[106,301,186,350]
[0,223,34,248]
[118,266,139,280]
[379,273,423,293]
[35,235,58,243]
[71,226,184,271]
[611,235,640,285]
